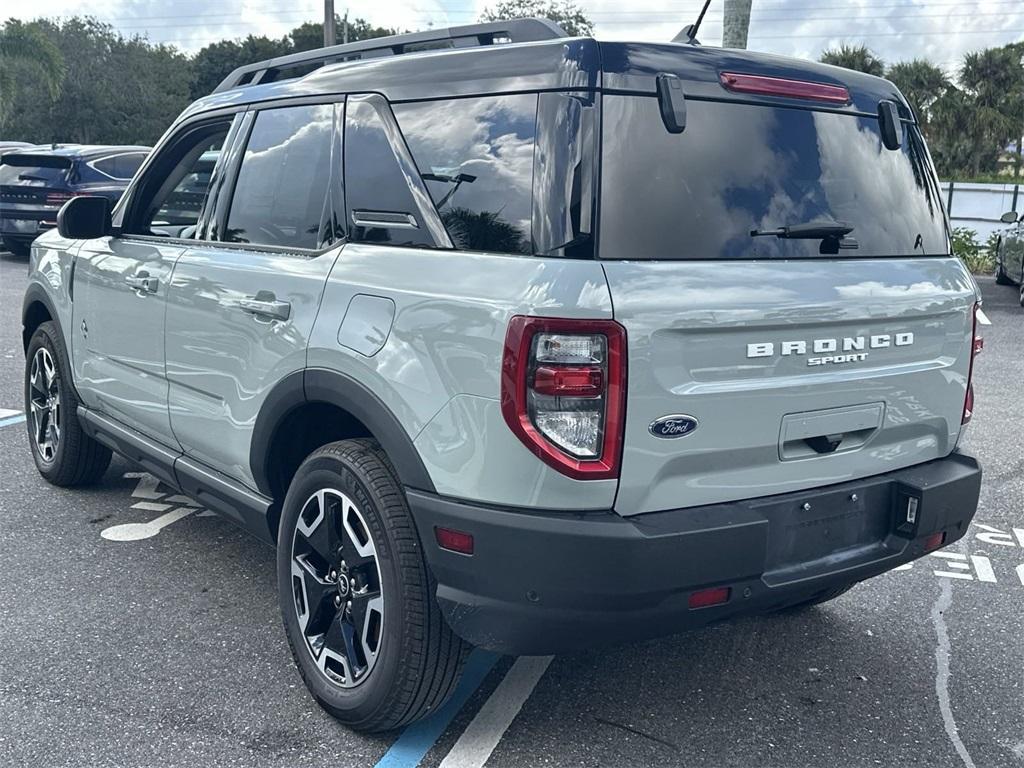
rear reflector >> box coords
[688,586,731,609]
[719,72,851,104]
[924,532,946,552]
[435,526,474,555]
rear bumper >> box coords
[408,452,981,655]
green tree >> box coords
[959,43,1024,177]
[4,18,190,145]
[886,59,950,138]
[190,35,291,100]
[0,19,64,133]
[820,43,885,77]
[479,0,594,36]
[289,17,399,52]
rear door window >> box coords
[224,104,335,250]
[599,95,948,260]
[394,94,537,254]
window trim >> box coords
[345,92,454,250]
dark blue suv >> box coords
[0,144,149,256]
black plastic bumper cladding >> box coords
[408,452,981,655]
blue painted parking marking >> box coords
[0,413,26,428]
[373,649,500,768]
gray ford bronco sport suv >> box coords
[21,19,983,731]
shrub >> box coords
[951,226,994,274]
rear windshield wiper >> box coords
[750,220,854,239]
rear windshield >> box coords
[599,96,948,260]
[0,155,72,187]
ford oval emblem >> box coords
[649,414,699,439]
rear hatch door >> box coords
[0,153,74,232]
[597,62,978,516]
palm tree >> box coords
[886,59,950,139]
[0,20,64,132]
[820,44,886,77]
[959,44,1024,177]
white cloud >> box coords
[4,0,1022,76]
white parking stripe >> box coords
[438,655,553,768]
[0,408,20,419]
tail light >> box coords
[962,303,982,425]
[501,316,626,480]
[45,191,75,206]
[719,72,851,104]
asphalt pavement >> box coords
[0,248,1021,768]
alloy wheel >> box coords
[29,347,61,463]
[290,489,384,688]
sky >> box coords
[2,0,1022,75]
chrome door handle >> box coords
[125,274,159,294]
[237,293,291,321]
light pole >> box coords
[723,0,752,49]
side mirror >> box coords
[57,195,111,239]
[1000,211,1019,224]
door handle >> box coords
[125,273,159,294]
[237,292,291,322]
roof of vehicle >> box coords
[3,144,151,160]
[179,21,908,124]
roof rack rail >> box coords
[213,17,569,94]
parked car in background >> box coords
[0,141,34,158]
[0,144,149,256]
[994,210,1023,305]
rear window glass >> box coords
[91,152,146,180]
[599,96,948,260]
[0,155,71,187]
[394,94,537,255]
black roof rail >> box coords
[213,17,569,94]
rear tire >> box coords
[277,438,469,732]
[1019,284,1024,308]
[995,263,1014,285]
[24,322,112,486]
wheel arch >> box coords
[251,368,437,526]
[22,283,60,353]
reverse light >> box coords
[688,586,731,609]
[962,304,982,425]
[719,72,851,104]
[501,316,626,480]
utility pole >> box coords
[343,10,349,44]
[324,0,336,47]
[722,0,752,49]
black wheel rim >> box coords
[28,347,60,464]
[290,489,384,688]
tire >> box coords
[781,583,854,612]
[2,237,31,258]
[277,438,469,732]
[1019,283,1024,308]
[24,321,112,486]
[995,263,1014,285]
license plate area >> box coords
[762,481,893,573]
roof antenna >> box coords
[673,0,713,45]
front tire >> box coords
[995,263,1014,285]
[24,322,111,486]
[277,439,468,732]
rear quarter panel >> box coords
[309,244,617,510]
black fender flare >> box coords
[22,283,63,352]
[249,368,437,499]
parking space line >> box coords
[0,412,26,428]
[437,655,553,768]
[374,649,499,768]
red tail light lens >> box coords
[501,316,626,480]
[963,304,982,425]
[719,72,851,104]
[45,191,74,206]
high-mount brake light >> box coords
[719,72,851,104]
[963,303,982,425]
[501,316,626,480]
